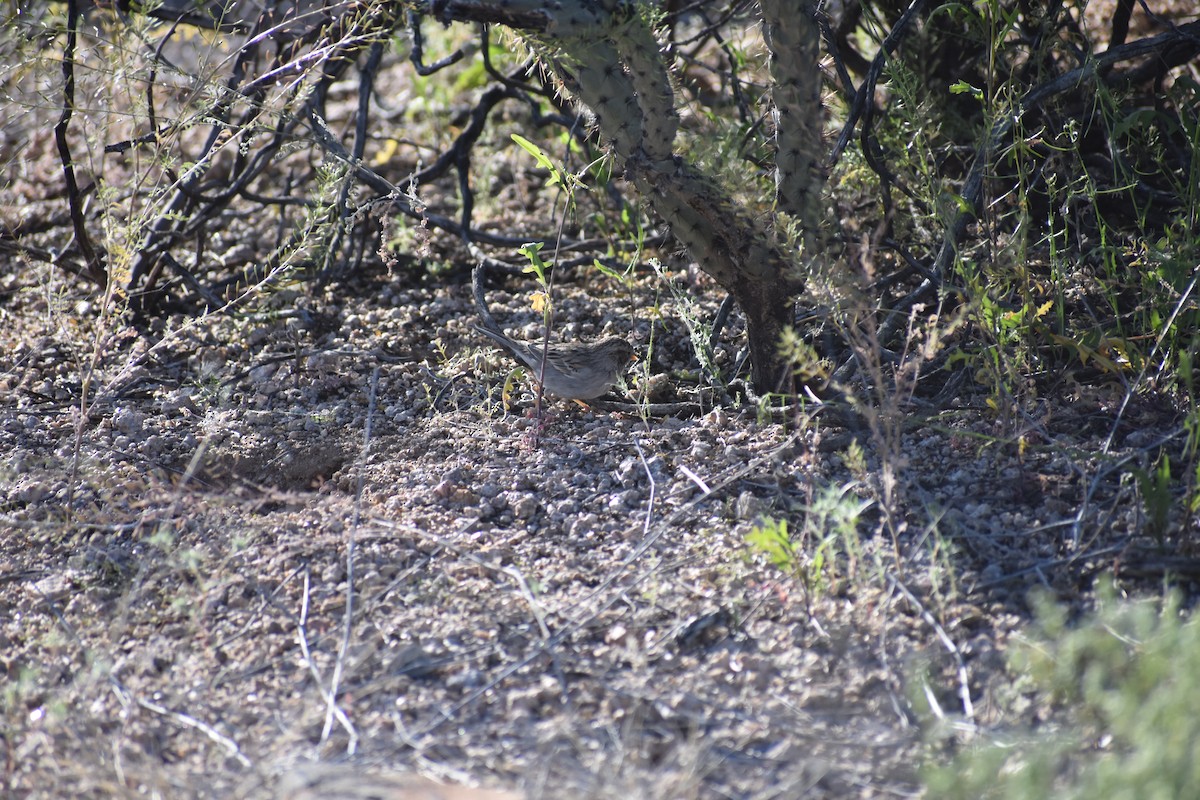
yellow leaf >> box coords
[371,138,400,167]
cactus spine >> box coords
[557,36,648,158]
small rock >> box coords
[568,514,600,537]
[735,490,770,520]
[512,494,539,519]
[112,407,142,435]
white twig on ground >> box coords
[315,367,380,752]
[633,435,659,538]
[887,572,976,725]
[296,569,359,751]
[135,696,253,768]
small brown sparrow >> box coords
[473,324,635,400]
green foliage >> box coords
[838,3,1200,508]
[1130,452,1174,542]
[511,133,585,195]
[745,517,797,573]
[510,135,580,338]
[517,241,555,353]
[744,482,870,601]
[925,586,1200,799]
[778,325,828,386]
[646,258,721,389]
[589,202,646,291]
[518,240,551,286]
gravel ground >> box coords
[3,8,1194,794]
[2,252,1174,798]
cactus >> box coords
[760,0,827,239]
[606,4,677,162]
[522,1,675,163]
[626,153,801,392]
[626,156,795,291]
[434,0,820,391]
[555,37,648,158]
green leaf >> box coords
[518,241,548,283]
[511,133,563,188]
[948,80,983,101]
[592,257,623,282]
[745,518,795,572]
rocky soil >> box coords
[2,5,1195,796]
[4,250,1180,798]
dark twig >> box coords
[320,38,388,281]
[709,293,736,352]
[472,262,500,332]
[829,0,932,169]
[54,0,106,286]
[817,12,857,104]
[1110,0,1135,47]
[408,11,466,75]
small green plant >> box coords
[745,517,799,575]
[518,240,554,324]
[511,133,585,196]
[746,515,829,615]
[841,438,868,481]
[147,524,177,551]
[745,482,870,607]
[588,197,647,288]
[508,134,594,416]
[1182,355,1200,535]
[648,258,722,390]
[777,325,828,388]
[924,584,1200,799]
[1130,451,1173,542]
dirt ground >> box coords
[2,5,1196,799]
[3,244,1179,798]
